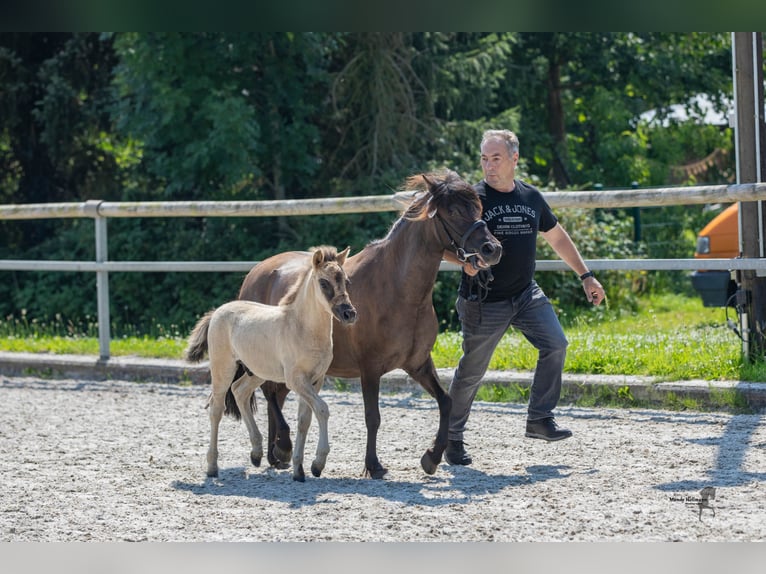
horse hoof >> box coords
[251,453,262,467]
[365,465,388,480]
[276,433,293,456]
[420,450,439,475]
[311,463,322,478]
[206,468,219,478]
[293,465,306,482]
[273,445,293,464]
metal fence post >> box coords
[86,200,110,360]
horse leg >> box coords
[231,373,265,468]
[289,376,330,482]
[262,381,292,468]
[360,372,387,479]
[405,358,452,475]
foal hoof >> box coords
[293,464,306,482]
[420,449,439,475]
[311,462,322,478]
[251,453,262,468]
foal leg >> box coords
[206,360,240,478]
[289,376,330,482]
[207,389,226,478]
[231,373,265,468]
[291,396,312,482]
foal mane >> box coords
[278,245,340,306]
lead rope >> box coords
[467,267,493,324]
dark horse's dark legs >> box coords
[405,359,451,474]
[261,381,292,469]
[360,373,387,479]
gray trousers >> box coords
[447,281,568,442]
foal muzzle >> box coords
[333,302,358,325]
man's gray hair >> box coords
[481,129,519,156]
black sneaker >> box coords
[444,440,472,465]
[525,418,572,442]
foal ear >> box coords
[312,248,325,267]
[337,246,351,266]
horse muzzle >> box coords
[470,240,502,269]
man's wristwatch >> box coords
[579,271,595,281]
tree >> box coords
[0,33,119,246]
[498,33,733,189]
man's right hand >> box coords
[463,261,480,277]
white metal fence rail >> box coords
[2,183,766,359]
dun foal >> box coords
[185,246,356,481]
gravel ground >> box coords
[1,375,765,542]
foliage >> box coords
[500,33,732,189]
[536,206,643,315]
[0,32,742,337]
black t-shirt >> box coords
[459,179,558,302]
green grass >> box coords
[431,292,766,383]
[2,293,765,383]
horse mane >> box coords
[368,170,479,246]
[402,170,480,221]
[278,245,339,306]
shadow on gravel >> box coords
[171,463,571,509]
[655,414,766,492]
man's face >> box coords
[480,138,518,190]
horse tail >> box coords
[185,310,214,362]
[224,387,241,419]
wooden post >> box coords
[732,33,766,361]
[86,200,111,360]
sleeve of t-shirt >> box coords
[538,194,558,232]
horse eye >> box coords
[451,206,465,218]
[319,279,335,297]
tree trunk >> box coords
[547,56,570,188]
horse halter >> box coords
[436,214,488,264]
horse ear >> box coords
[426,196,438,219]
[338,246,351,266]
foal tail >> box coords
[185,310,214,362]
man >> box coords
[443,129,606,466]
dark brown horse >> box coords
[237,170,502,478]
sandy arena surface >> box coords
[1,375,765,542]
